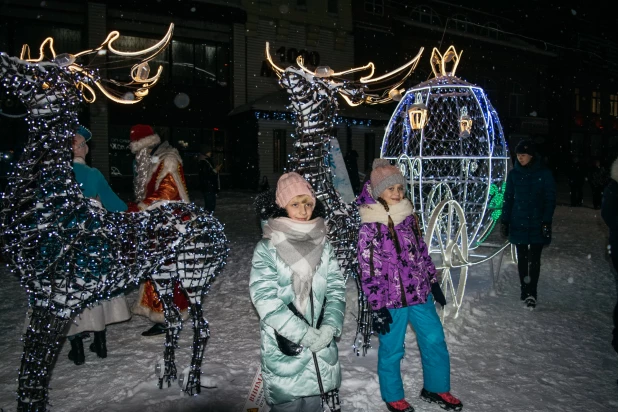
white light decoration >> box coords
[0,24,228,412]
[264,42,424,358]
[381,46,510,319]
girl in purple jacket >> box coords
[357,159,463,412]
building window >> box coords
[592,91,601,114]
[574,88,580,111]
[410,5,442,27]
[481,22,503,40]
[274,129,287,173]
[108,36,229,87]
[327,0,339,14]
[365,0,384,16]
[448,14,469,33]
[610,94,618,116]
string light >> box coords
[381,46,509,318]
[0,25,228,411]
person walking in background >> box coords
[198,143,221,213]
[601,156,618,354]
[501,140,556,309]
[249,172,346,412]
[66,125,131,365]
[356,159,462,412]
[568,155,585,207]
[127,124,191,336]
[589,159,608,209]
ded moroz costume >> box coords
[127,124,190,335]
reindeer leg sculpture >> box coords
[150,277,183,388]
[18,307,70,412]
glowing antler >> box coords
[19,24,174,104]
[265,42,424,107]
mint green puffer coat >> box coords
[249,239,346,406]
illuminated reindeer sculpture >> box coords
[0,24,228,411]
[264,44,424,355]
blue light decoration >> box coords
[381,46,509,250]
[380,46,510,319]
[0,24,228,411]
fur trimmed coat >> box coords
[356,181,437,311]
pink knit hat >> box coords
[370,158,406,199]
[276,172,315,208]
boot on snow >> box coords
[420,388,463,411]
[68,335,85,365]
[525,296,536,309]
[90,330,107,358]
[385,399,415,412]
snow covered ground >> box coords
[1,189,617,412]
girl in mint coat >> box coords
[250,172,346,412]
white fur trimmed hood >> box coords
[130,132,161,154]
[359,198,414,226]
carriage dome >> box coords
[380,46,509,248]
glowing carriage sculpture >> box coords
[381,47,511,318]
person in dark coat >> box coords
[501,140,556,308]
[198,144,220,213]
[567,155,585,207]
[589,159,609,209]
[601,156,618,353]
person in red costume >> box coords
[127,124,191,336]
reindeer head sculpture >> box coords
[0,23,229,411]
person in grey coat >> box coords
[501,140,556,308]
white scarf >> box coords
[263,217,327,314]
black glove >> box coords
[500,223,509,238]
[431,282,447,308]
[541,222,551,239]
[371,307,393,335]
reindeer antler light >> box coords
[19,24,174,104]
[265,42,423,106]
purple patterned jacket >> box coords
[356,181,437,310]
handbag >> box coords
[275,296,325,356]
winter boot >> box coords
[420,388,463,411]
[90,330,107,358]
[385,399,415,412]
[68,335,85,365]
[525,296,536,309]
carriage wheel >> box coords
[425,182,453,224]
[424,200,469,320]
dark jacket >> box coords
[602,158,618,250]
[198,154,219,193]
[501,156,556,245]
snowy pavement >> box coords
[1,190,617,412]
